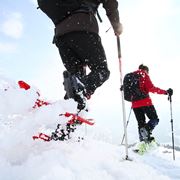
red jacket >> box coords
[132,69,167,108]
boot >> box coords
[63,71,87,111]
[139,126,155,143]
[139,127,149,142]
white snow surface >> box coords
[0,75,180,180]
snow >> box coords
[0,75,180,180]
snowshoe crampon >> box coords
[33,112,94,142]
[133,139,158,155]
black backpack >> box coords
[37,0,82,25]
[123,72,149,102]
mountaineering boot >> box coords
[63,70,87,111]
[139,127,149,142]
[139,126,155,143]
[146,128,155,143]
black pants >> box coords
[133,105,159,137]
[55,31,110,95]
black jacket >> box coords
[55,0,120,37]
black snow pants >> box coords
[55,31,110,96]
[133,105,159,140]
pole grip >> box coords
[168,95,172,102]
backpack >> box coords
[37,0,82,25]
[123,72,149,102]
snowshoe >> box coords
[133,139,157,155]
[33,112,94,142]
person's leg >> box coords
[144,105,159,132]
[133,107,146,141]
[55,33,85,78]
[79,32,110,95]
[56,32,110,96]
[55,34,87,110]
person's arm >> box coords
[102,0,123,35]
[145,75,167,95]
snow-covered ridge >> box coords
[0,75,180,180]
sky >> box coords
[0,0,180,146]
[0,78,180,180]
[0,0,180,98]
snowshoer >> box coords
[37,0,123,111]
[126,64,173,143]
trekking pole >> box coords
[168,94,175,160]
[117,36,129,160]
[120,107,132,145]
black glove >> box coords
[166,88,173,96]
[120,85,124,91]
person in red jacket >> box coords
[131,64,173,142]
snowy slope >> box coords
[0,75,180,180]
